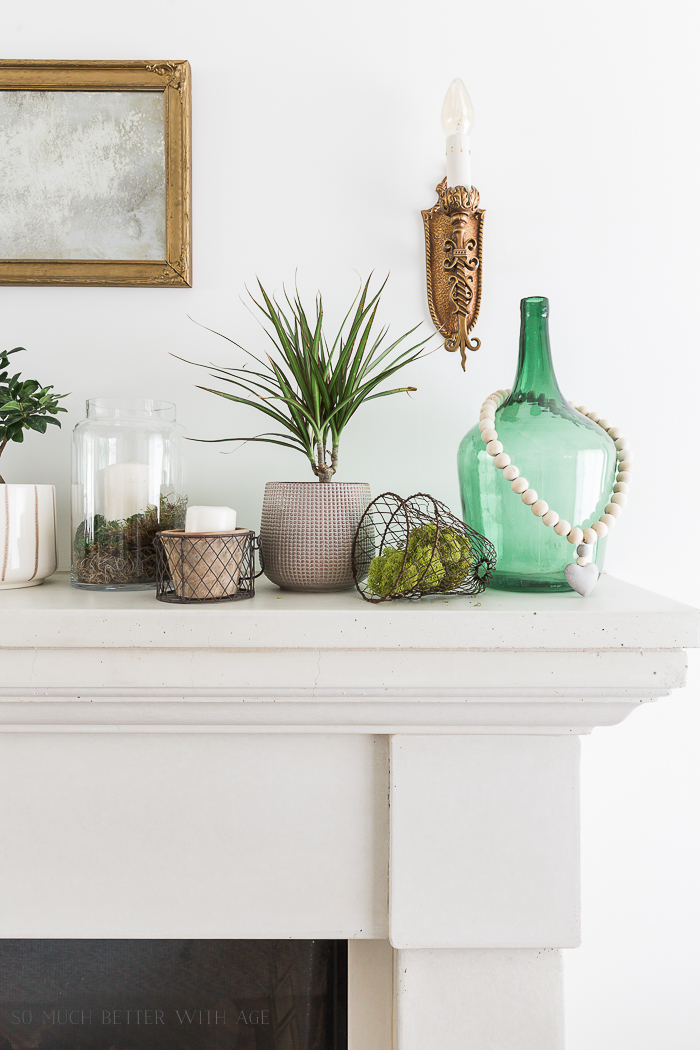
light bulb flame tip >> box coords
[441,78,475,137]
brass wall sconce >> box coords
[422,78,484,371]
[422,180,484,370]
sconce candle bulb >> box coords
[441,78,474,189]
[422,78,484,368]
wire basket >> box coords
[351,492,497,603]
[154,529,264,603]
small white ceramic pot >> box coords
[260,481,371,592]
[0,484,58,589]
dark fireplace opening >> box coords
[0,940,347,1049]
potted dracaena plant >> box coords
[177,276,430,591]
[0,346,69,589]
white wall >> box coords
[2,0,699,1044]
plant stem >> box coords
[314,439,335,482]
[0,436,7,483]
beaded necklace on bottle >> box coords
[478,389,631,596]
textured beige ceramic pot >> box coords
[260,481,371,592]
[0,484,58,589]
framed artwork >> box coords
[0,60,191,287]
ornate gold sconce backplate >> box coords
[422,179,485,370]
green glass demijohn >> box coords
[458,296,617,591]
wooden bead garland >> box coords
[479,389,630,597]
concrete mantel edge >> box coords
[0,573,696,734]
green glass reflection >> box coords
[458,297,617,591]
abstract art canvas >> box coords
[0,61,191,287]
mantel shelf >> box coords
[0,571,697,651]
[0,572,696,735]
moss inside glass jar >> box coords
[71,399,187,591]
[72,493,187,588]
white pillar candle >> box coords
[185,506,237,533]
[441,78,475,189]
[101,462,150,521]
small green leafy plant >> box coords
[176,276,430,482]
[367,523,473,598]
[0,346,69,484]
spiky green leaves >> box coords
[176,276,431,480]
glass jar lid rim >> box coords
[86,398,176,420]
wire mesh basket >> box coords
[351,492,497,603]
[154,528,264,604]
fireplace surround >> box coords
[0,572,696,1050]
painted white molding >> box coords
[0,574,695,735]
[395,948,565,1050]
[390,735,580,948]
[0,733,390,939]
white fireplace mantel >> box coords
[0,572,697,1050]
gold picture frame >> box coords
[0,60,191,287]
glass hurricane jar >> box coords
[458,297,617,591]
[71,399,187,590]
